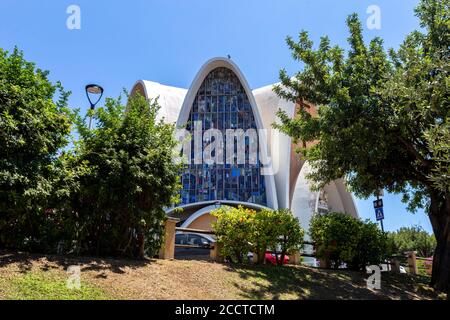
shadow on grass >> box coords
[224,264,438,300]
[0,250,440,300]
[0,250,155,276]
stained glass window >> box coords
[180,67,267,206]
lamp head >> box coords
[85,84,104,109]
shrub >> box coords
[212,206,304,265]
[310,212,389,270]
[350,221,390,271]
[268,209,305,266]
[211,206,255,263]
[251,209,280,263]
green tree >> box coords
[310,213,360,269]
[269,209,304,266]
[310,212,389,270]
[274,0,449,293]
[212,206,304,265]
[212,206,255,263]
[351,220,390,271]
[251,209,280,264]
[0,47,72,250]
[67,93,181,258]
[388,226,437,258]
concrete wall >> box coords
[187,213,217,231]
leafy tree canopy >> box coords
[310,212,389,271]
[388,226,437,258]
[273,0,449,292]
[64,93,182,258]
[274,1,449,207]
[0,47,72,248]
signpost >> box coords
[375,207,384,221]
[373,198,385,232]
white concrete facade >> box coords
[130,57,358,233]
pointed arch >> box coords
[177,57,278,209]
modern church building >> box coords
[130,57,358,235]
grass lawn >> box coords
[0,251,444,300]
[0,272,109,300]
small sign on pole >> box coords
[373,198,385,232]
[373,199,383,209]
[375,207,384,221]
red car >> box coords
[265,252,290,265]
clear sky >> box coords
[0,0,433,233]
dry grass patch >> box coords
[0,251,443,300]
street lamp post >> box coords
[85,84,104,130]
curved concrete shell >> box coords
[130,57,358,233]
[131,80,187,124]
[291,162,359,239]
[253,84,297,209]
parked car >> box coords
[247,252,290,265]
[368,264,407,274]
[265,252,290,265]
[175,232,215,258]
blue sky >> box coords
[0,0,433,233]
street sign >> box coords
[375,207,384,221]
[373,199,383,209]
[374,197,385,231]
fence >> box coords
[157,218,223,261]
[158,218,307,264]
[389,252,433,275]
[158,219,432,274]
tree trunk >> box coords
[274,251,280,266]
[279,251,287,266]
[137,231,145,259]
[429,191,450,297]
[256,249,265,264]
[235,250,243,264]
